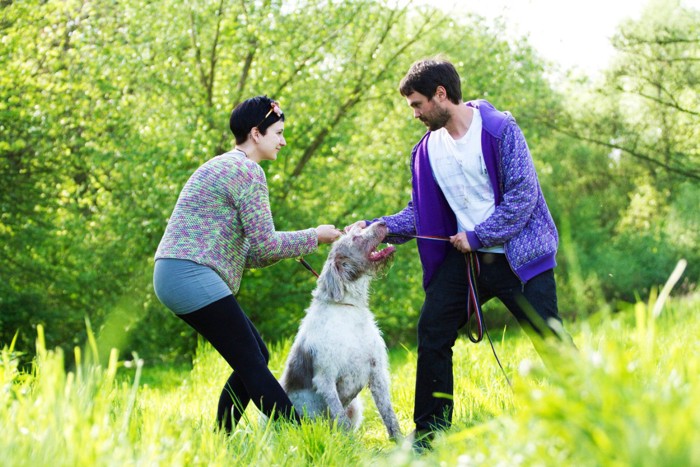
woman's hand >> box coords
[316,225,343,244]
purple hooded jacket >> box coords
[373,99,558,289]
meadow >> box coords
[2,278,699,466]
[2,2,698,465]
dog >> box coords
[280,220,402,439]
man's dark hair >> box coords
[399,59,462,104]
[229,95,285,144]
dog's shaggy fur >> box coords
[280,221,401,439]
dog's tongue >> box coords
[369,244,395,261]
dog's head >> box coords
[314,221,395,302]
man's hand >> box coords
[449,232,473,253]
[343,220,367,233]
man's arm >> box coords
[471,121,540,248]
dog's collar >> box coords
[322,300,356,307]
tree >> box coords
[537,0,700,305]
[0,0,455,358]
[8,0,678,363]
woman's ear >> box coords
[250,127,260,143]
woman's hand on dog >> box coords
[316,224,343,244]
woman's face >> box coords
[256,120,286,162]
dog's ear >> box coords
[334,253,362,282]
[334,253,363,282]
[328,253,355,301]
[315,252,346,301]
[323,252,362,301]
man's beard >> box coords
[421,106,450,131]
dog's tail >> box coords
[345,397,363,429]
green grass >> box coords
[2,291,699,466]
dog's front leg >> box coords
[369,364,402,440]
[312,374,353,430]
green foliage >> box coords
[533,0,700,315]
[432,291,700,466]
[1,0,698,364]
[1,294,699,465]
[608,0,700,182]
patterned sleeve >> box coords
[367,200,416,245]
[239,165,317,268]
[474,121,539,246]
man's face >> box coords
[405,91,450,131]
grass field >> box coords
[2,287,699,466]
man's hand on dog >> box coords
[343,221,367,233]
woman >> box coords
[153,95,341,432]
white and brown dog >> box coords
[280,221,401,439]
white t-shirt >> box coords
[428,108,504,253]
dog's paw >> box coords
[388,426,403,442]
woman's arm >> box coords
[239,169,317,268]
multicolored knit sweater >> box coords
[155,150,317,295]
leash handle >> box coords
[464,252,512,387]
[297,257,320,278]
[465,252,484,343]
[384,233,485,342]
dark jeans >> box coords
[179,295,300,433]
[414,249,566,432]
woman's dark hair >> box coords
[229,95,285,144]
[399,59,462,104]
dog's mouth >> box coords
[368,243,395,262]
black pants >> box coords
[179,295,300,433]
[414,249,566,432]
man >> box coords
[346,58,571,451]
